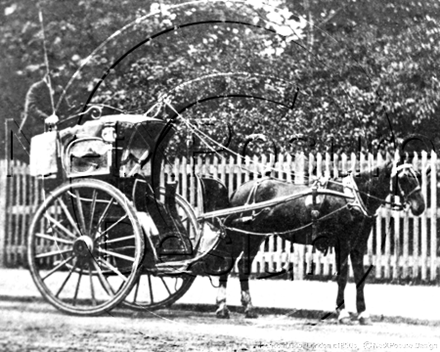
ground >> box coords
[0,298,439,352]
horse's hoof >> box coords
[244,309,258,319]
[359,316,372,325]
[358,311,372,325]
[338,317,351,325]
[337,309,351,325]
[216,308,230,319]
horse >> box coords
[200,156,425,324]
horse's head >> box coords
[390,162,425,216]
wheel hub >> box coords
[73,236,94,257]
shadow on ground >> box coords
[1,294,439,327]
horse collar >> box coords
[342,173,376,218]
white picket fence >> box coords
[161,151,439,282]
[0,151,438,282]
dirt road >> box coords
[1,297,439,352]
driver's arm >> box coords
[24,80,51,121]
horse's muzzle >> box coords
[409,200,425,216]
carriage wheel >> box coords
[123,189,198,310]
[27,179,144,315]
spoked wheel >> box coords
[27,179,144,315]
[124,189,199,310]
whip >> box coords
[37,2,56,115]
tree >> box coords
[1,0,439,161]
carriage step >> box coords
[156,270,193,276]
[154,264,192,276]
[156,261,191,273]
[156,261,190,268]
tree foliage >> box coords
[1,0,439,161]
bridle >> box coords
[389,163,421,211]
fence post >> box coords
[430,151,437,281]
[0,159,7,267]
[420,151,428,280]
[294,152,305,280]
[412,152,420,279]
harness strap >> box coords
[244,177,268,206]
[310,179,326,243]
[342,173,376,218]
[223,203,351,237]
[236,177,274,223]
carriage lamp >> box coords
[101,125,116,143]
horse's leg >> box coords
[335,242,351,324]
[215,273,230,319]
[238,235,263,319]
[214,232,240,319]
[350,247,371,325]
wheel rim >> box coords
[124,274,195,310]
[28,179,144,315]
[124,189,198,310]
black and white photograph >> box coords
[0,0,439,351]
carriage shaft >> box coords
[197,189,354,221]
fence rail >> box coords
[0,151,439,283]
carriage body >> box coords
[30,114,169,182]
[27,114,224,315]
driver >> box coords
[19,66,61,139]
